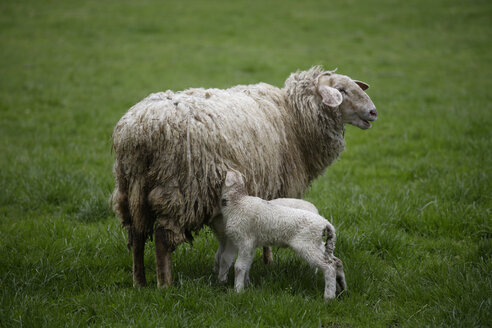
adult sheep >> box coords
[111,66,377,288]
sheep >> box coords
[211,197,318,274]
[111,66,377,288]
[218,171,346,301]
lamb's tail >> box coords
[322,224,336,255]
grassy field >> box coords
[0,0,491,326]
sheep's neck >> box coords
[313,111,345,179]
[294,106,346,182]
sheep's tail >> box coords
[112,160,153,252]
[127,176,154,243]
[323,224,336,256]
[112,160,133,252]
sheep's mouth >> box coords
[359,114,377,129]
[362,119,372,128]
[357,116,376,129]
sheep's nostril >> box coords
[369,109,377,117]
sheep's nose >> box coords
[369,109,377,118]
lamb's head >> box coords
[221,171,247,207]
[317,71,377,130]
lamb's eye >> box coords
[337,88,347,95]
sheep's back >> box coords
[112,84,308,236]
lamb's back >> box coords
[230,196,328,246]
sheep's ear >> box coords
[354,80,370,91]
[224,171,236,187]
[318,85,343,107]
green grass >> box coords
[1,0,491,326]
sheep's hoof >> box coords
[133,278,147,288]
[157,281,171,289]
[262,247,273,264]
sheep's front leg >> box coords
[234,246,255,292]
[263,246,273,264]
[155,227,175,288]
[132,230,147,287]
[218,240,237,283]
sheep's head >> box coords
[317,71,377,129]
[221,170,247,206]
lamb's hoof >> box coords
[324,296,335,302]
[336,282,347,296]
[324,291,336,302]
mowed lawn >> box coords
[0,0,490,327]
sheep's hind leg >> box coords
[132,230,147,287]
[155,227,175,288]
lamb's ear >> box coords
[318,84,343,107]
[354,80,370,91]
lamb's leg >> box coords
[322,261,337,301]
[155,227,175,288]
[210,214,227,274]
[234,246,255,292]
[334,257,347,295]
[218,240,237,283]
[244,266,251,287]
[290,242,336,301]
[132,230,147,287]
[213,240,225,274]
[262,246,273,264]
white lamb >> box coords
[211,197,319,273]
[218,171,346,301]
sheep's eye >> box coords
[337,88,347,95]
